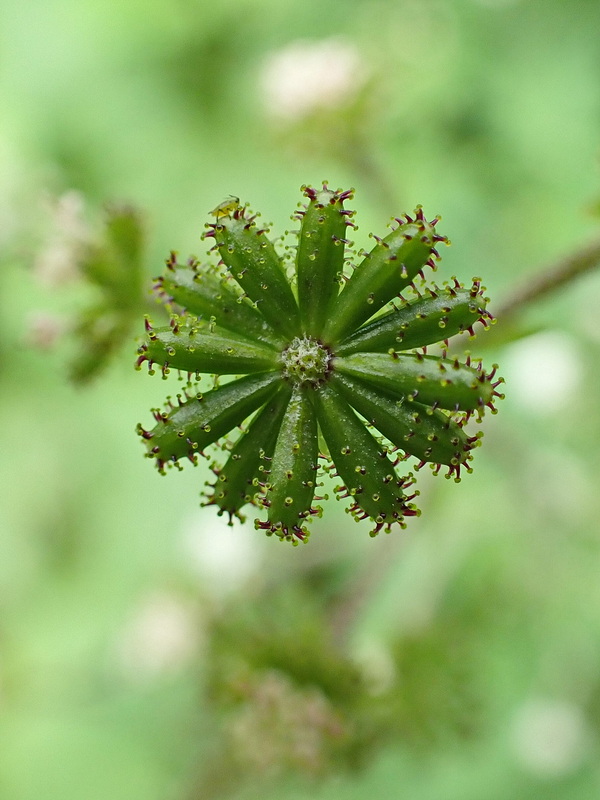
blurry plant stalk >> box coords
[136,185,503,544]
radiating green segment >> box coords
[330,372,469,466]
[264,385,319,540]
[296,188,348,337]
[335,352,493,411]
[337,287,486,356]
[159,265,285,348]
[140,323,279,375]
[210,385,292,518]
[145,372,280,468]
[315,384,410,525]
[323,218,439,344]
[212,217,301,339]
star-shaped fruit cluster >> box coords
[136,185,503,544]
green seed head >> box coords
[136,184,503,543]
[280,336,331,385]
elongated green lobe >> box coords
[335,352,494,411]
[296,185,353,338]
[258,385,319,543]
[137,320,279,376]
[140,372,280,472]
[337,281,489,356]
[330,372,473,469]
[157,256,285,348]
[323,210,444,344]
[207,214,301,339]
[315,384,418,534]
[205,385,292,520]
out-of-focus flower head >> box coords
[33,190,91,286]
[259,37,367,123]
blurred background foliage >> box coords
[2,0,600,797]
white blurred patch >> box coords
[180,511,261,596]
[503,331,582,413]
[115,592,199,682]
[259,37,366,121]
[33,190,90,286]
[352,640,396,696]
[23,311,66,350]
[511,699,590,778]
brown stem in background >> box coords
[495,236,600,320]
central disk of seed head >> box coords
[281,336,331,385]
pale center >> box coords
[281,336,331,384]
